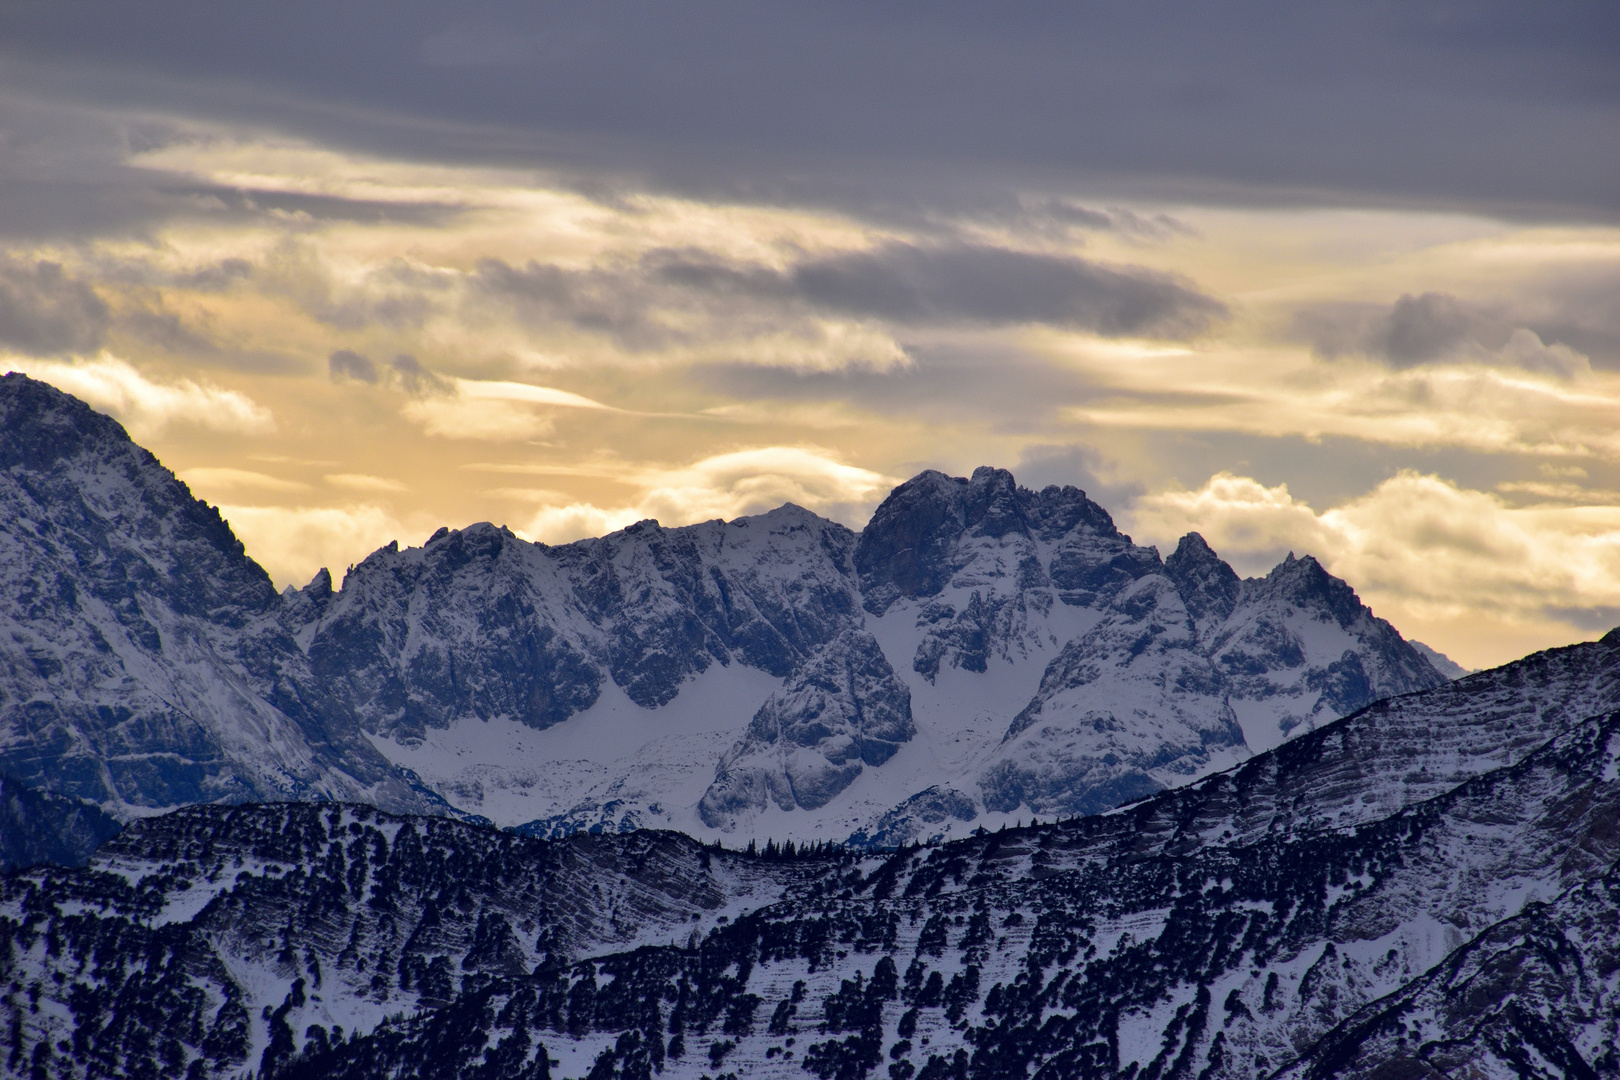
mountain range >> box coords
[0,372,1451,847]
[1,625,1614,1079]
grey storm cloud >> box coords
[0,258,110,355]
[0,96,464,244]
[119,306,221,358]
[328,349,450,395]
[1372,293,1514,367]
[694,336,1117,433]
[328,349,378,383]
[475,243,1224,344]
[178,258,253,292]
[0,2,1615,222]
[1296,293,1513,367]
[779,243,1224,336]
[389,353,451,396]
[1294,289,1620,373]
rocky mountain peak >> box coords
[0,373,440,818]
[0,388,1454,843]
[1,369,126,469]
[1250,548,1364,629]
[1021,481,1121,542]
[961,465,1025,538]
[854,469,974,612]
[855,465,1133,616]
[1164,530,1241,630]
[1,372,274,616]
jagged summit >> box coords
[278,461,1443,841]
[1252,548,1365,626]
[3,369,134,464]
[855,466,1127,615]
[0,371,275,615]
[1164,530,1241,631]
[0,376,1449,843]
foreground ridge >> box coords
[2,633,1616,1078]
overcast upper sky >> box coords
[2,2,1618,668]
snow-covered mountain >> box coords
[1,373,1447,842]
[3,631,1616,1079]
[306,466,1445,844]
[0,373,448,821]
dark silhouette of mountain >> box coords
[0,774,119,871]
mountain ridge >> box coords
[1,372,1448,845]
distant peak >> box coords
[1169,531,1218,563]
[1259,549,1364,628]
[304,567,333,596]
[1408,640,1472,680]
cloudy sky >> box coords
[2,2,1618,668]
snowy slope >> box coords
[0,373,444,820]
[3,631,1616,1079]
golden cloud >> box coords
[7,354,275,438]
[518,446,898,544]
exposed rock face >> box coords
[301,505,863,744]
[3,634,1616,1079]
[982,574,1241,818]
[857,466,1149,678]
[0,376,1449,841]
[0,373,441,819]
[1164,530,1241,634]
[847,468,1446,842]
[1211,551,1442,737]
[699,629,913,827]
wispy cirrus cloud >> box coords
[325,472,408,493]
[1051,332,1617,461]
[178,467,308,494]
